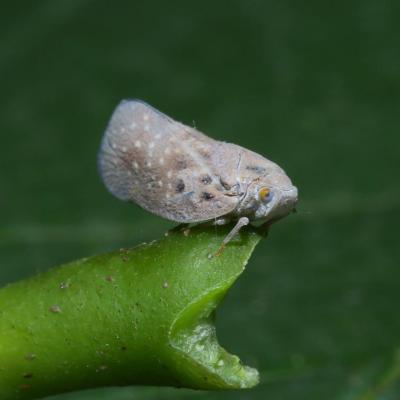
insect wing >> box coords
[98,100,239,222]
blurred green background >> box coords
[1,1,399,399]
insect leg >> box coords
[215,217,249,256]
[213,217,230,226]
[165,223,190,236]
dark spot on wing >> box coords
[200,150,211,159]
[176,179,185,193]
[200,174,212,185]
[219,178,231,190]
[175,159,188,170]
[246,165,266,174]
[201,192,214,201]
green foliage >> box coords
[0,225,261,399]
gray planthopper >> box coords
[98,100,298,253]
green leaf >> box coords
[0,224,262,400]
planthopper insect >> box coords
[98,100,298,253]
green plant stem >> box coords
[0,224,262,400]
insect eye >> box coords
[259,187,271,202]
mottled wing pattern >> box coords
[98,100,241,223]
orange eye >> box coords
[259,187,270,202]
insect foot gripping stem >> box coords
[0,224,261,399]
[216,217,250,256]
